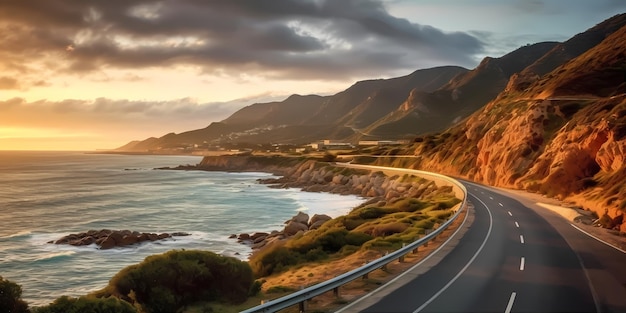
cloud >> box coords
[0,0,485,83]
[0,94,283,137]
[0,77,19,90]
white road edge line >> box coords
[520,235,524,244]
[570,223,626,254]
[505,292,516,313]
[515,221,519,228]
[336,190,473,313]
[412,194,494,313]
[520,257,525,271]
[508,211,512,216]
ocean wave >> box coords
[0,230,33,239]
[34,250,77,262]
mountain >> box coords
[507,13,626,93]
[359,41,559,139]
[371,13,626,231]
[117,66,467,150]
[117,13,626,153]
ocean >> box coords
[0,151,364,307]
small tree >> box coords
[0,276,29,313]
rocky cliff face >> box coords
[259,159,444,201]
[194,155,303,175]
[379,17,626,233]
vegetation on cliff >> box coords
[249,184,460,277]
[33,296,136,313]
[0,276,29,313]
[94,250,258,313]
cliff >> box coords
[371,15,626,233]
[192,156,446,202]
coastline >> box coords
[1,152,370,307]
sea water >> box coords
[0,151,364,307]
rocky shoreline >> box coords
[231,212,332,250]
[50,229,191,249]
[192,156,457,252]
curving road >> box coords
[339,180,626,312]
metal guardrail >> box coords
[241,165,468,313]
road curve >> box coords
[340,181,600,312]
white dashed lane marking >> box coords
[505,292,516,313]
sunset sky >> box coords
[1,0,625,151]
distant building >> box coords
[309,140,354,150]
[358,140,404,146]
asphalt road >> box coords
[339,181,622,313]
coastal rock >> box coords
[309,214,332,226]
[309,219,328,230]
[284,221,309,236]
[291,212,310,225]
[52,229,190,249]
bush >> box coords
[317,230,348,252]
[0,276,29,313]
[249,246,302,277]
[103,250,255,313]
[34,296,135,313]
[359,207,387,219]
[345,232,373,246]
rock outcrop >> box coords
[258,159,439,202]
[51,229,190,249]
[234,212,333,250]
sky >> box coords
[1,0,625,151]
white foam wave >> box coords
[34,250,76,262]
[0,230,33,239]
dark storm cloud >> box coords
[0,0,485,81]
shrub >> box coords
[317,230,348,252]
[249,246,302,277]
[358,207,387,219]
[371,223,408,237]
[103,250,255,313]
[0,276,29,313]
[34,296,136,313]
[345,232,373,246]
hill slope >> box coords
[372,14,626,231]
[361,41,559,139]
[117,14,626,157]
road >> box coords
[339,180,626,312]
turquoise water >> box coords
[0,151,364,306]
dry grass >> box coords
[248,207,468,313]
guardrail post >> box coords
[399,243,406,262]
[381,251,389,271]
[299,300,306,312]
[333,287,339,298]
[362,260,369,279]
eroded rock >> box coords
[52,229,191,249]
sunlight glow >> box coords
[0,127,91,139]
